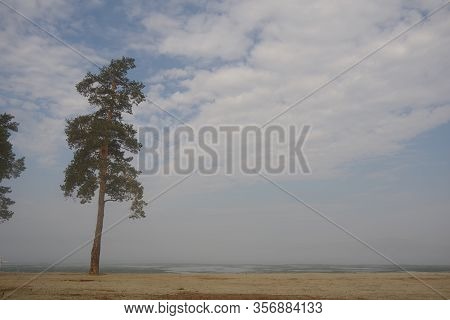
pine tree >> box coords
[0,113,25,224]
[61,57,147,275]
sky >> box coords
[0,0,449,266]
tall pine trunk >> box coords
[89,80,114,275]
[89,170,106,275]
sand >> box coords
[1,272,449,300]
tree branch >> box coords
[104,198,118,203]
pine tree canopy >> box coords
[0,113,25,223]
[61,57,147,218]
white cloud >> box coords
[1,0,450,176]
[0,1,105,165]
[132,0,450,178]
[1,0,71,21]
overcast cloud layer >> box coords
[0,0,449,266]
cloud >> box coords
[1,0,450,176]
[1,0,71,22]
[0,0,105,165]
[131,0,450,178]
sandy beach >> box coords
[1,272,449,300]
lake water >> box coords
[1,263,450,273]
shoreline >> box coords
[1,272,449,300]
